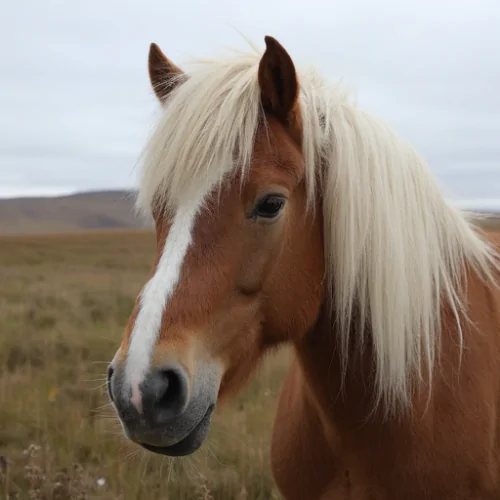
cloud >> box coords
[0,0,498,206]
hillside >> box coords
[0,190,151,235]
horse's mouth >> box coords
[139,404,215,457]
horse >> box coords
[107,36,500,499]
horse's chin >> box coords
[138,403,215,457]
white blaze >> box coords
[124,202,200,402]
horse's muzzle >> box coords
[107,360,221,456]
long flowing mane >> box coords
[136,46,500,413]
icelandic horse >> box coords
[107,36,500,499]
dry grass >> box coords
[1,218,498,499]
[0,230,291,499]
[476,215,500,231]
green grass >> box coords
[0,231,291,499]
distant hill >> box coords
[0,190,151,235]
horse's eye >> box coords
[256,195,286,219]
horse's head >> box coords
[107,37,325,456]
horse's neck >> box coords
[293,247,500,434]
[293,308,380,429]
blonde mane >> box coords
[137,46,500,413]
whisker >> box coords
[205,443,225,466]
[92,402,113,411]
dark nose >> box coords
[140,365,189,426]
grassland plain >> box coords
[0,218,499,500]
[0,230,291,500]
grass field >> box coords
[476,215,500,231]
[0,230,292,499]
[1,218,499,500]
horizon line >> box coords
[0,187,499,213]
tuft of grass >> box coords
[0,231,290,499]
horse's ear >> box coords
[148,42,184,103]
[258,36,298,124]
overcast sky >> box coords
[1,0,499,208]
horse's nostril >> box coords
[107,365,115,401]
[141,366,189,423]
[156,369,181,405]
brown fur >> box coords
[271,239,500,499]
[114,38,500,498]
